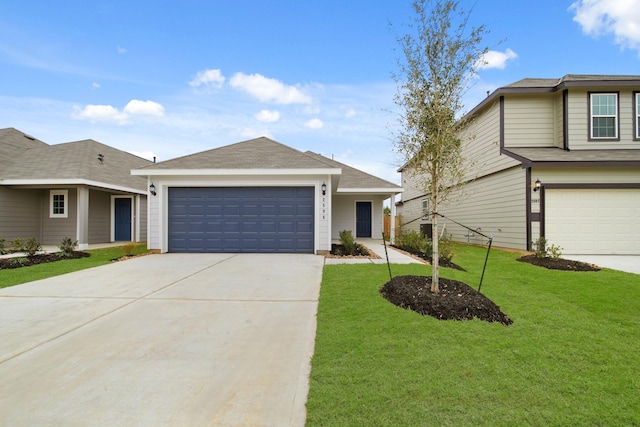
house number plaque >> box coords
[322,196,326,220]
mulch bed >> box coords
[325,243,381,259]
[517,254,601,272]
[380,275,513,325]
[389,245,465,270]
[0,252,90,269]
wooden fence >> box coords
[383,215,401,239]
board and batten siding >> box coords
[503,94,559,148]
[139,195,147,243]
[41,188,77,245]
[566,87,640,149]
[0,187,41,241]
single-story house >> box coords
[0,128,152,250]
[397,75,640,255]
[132,137,403,254]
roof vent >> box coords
[97,154,104,163]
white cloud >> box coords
[72,104,130,125]
[255,109,280,122]
[341,106,357,118]
[229,72,312,104]
[73,99,164,125]
[124,99,165,117]
[304,118,324,129]
[189,68,226,89]
[117,46,127,54]
[477,48,518,70]
[570,0,640,52]
[91,82,101,89]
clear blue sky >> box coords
[1,0,639,183]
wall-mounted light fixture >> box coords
[533,178,541,192]
[321,182,327,196]
[149,183,157,196]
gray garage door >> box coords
[168,187,314,253]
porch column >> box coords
[390,193,397,244]
[76,187,90,250]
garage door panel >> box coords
[546,189,640,255]
[168,187,314,253]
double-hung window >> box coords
[422,198,430,219]
[50,190,68,218]
[589,93,618,139]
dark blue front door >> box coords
[168,187,315,253]
[114,198,132,241]
[356,201,372,238]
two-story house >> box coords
[397,75,640,255]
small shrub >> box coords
[438,234,454,263]
[395,230,430,255]
[10,257,30,267]
[9,237,25,253]
[122,242,136,256]
[532,237,548,259]
[549,244,563,260]
[339,230,357,255]
[24,237,42,257]
[0,238,6,255]
[58,237,78,258]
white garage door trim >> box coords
[545,188,640,255]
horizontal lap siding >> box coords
[503,94,558,148]
[41,188,77,245]
[88,190,110,244]
[0,187,41,241]
[438,167,526,249]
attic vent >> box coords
[23,134,35,140]
[97,154,104,163]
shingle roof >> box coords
[504,147,640,166]
[0,128,48,171]
[304,151,402,190]
[1,138,152,192]
[505,74,640,89]
[137,137,335,170]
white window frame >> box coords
[589,92,618,140]
[50,190,68,218]
[422,198,430,219]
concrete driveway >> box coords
[0,253,324,426]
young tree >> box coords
[392,0,488,292]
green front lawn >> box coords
[0,244,150,289]
[306,244,640,426]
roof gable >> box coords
[2,138,153,191]
[139,137,335,170]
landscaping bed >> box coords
[380,275,512,325]
[0,252,90,269]
[517,254,600,271]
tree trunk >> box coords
[431,211,439,293]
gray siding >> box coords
[88,190,110,244]
[41,188,77,245]
[567,88,640,149]
[0,187,42,241]
[332,195,385,240]
[503,94,557,148]
[139,195,147,243]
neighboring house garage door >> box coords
[168,187,314,253]
[545,189,640,255]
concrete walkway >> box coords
[563,255,640,275]
[324,239,425,265]
[0,253,324,426]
